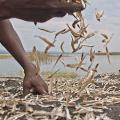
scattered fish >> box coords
[53,54,63,68]
[38,27,55,33]
[60,41,65,53]
[95,9,104,22]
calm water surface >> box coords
[0,54,120,76]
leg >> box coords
[0,20,48,95]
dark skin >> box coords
[0,0,84,95]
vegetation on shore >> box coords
[95,52,120,55]
[42,71,79,79]
[0,54,11,59]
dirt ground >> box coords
[0,73,120,120]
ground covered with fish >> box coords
[0,73,120,120]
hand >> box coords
[23,65,48,95]
[4,0,84,22]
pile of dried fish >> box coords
[1,73,120,119]
[0,0,116,120]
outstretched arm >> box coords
[0,20,48,95]
[0,0,84,22]
[0,0,84,95]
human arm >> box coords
[0,0,85,22]
[0,20,48,95]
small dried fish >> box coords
[67,24,80,37]
[90,48,95,63]
[95,9,104,22]
[72,20,80,28]
[106,46,111,64]
[76,53,86,70]
[31,46,40,73]
[101,33,109,39]
[81,32,96,43]
[54,28,67,39]
[80,67,88,72]
[53,54,63,68]
[101,33,112,64]
[101,33,113,46]
[60,60,66,67]
[38,27,55,33]
[60,41,65,53]
[79,64,99,93]
[47,69,60,79]
[44,39,56,54]
[71,36,82,53]
[35,35,55,47]
[66,63,83,68]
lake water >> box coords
[0,54,120,76]
[0,0,120,76]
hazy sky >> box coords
[0,0,120,53]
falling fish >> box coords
[101,33,109,39]
[88,48,95,70]
[38,27,55,33]
[76,53,86,70]
[81,32,96,43]
[66,63,84,68]
[44,39,56,54]
[71,36,76,52]
[54,28,67,40]
[71,36,84,53]
[95,9,104,22]
[79,64,99,93]
[72,19,80,28]
[35,35,55,47]
[106,46,111,64]
[73,36,81,44]
[101,33,112,64]
[44,45,52,54]
[101,33,113,46]
[90,48,95,63]
[60,41,65,53]
[53,54,63,68]
[67,24,80,37]
[31,46,40,73]
[47,69,60,79]
[80,67,88,72]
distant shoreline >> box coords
[1,52,120,60]
[95,52,120,55]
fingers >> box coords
[23,87,30,96]
[32,76,48,95]
[66,2,85,13]
[23,74,48,95]
[53,2,85,14]
[32,83,48,95]
[23,81,31,96]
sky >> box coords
[0,0,120,53]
